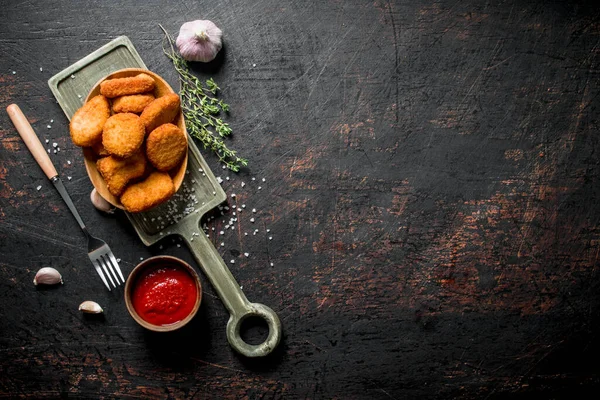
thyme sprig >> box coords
[159,25,247,171]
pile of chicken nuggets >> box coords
[69,72,187,213]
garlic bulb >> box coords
[90,188,115,214]
[79,301,103,314]
[33,267,63,285]
[176,20,223,62]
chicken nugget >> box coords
[96,152,147,197]
[69,95,110,147]
[146,123,187,171]
[140,93,181,134]
[120,171,175,213]
[91,141,110,157]
[102,113,145,158]
[99,73,155,98]
[112,93,155,114]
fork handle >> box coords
[7,104,89,234]
[6,104,58,179]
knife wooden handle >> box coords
[6,104,58,179]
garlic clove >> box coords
[176,20,223,62]
[79,301,103,314]
[33,267,63,286]
[90,188,115,214]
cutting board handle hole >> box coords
[239,315,270,345]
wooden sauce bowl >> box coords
[124,256,202,332]
[83,68,188,210]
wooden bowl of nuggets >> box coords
[69,68,188,213]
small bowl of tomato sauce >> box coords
[125,256,202,332]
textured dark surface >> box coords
[1,0,600,399]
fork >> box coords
[7,104,124,291]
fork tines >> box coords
[90,248,124,291]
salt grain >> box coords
[45,139,49,143]
[36,185,42,191]
[230,260,235,264]
[258,186,262,190]
[47,125,51,129]
[52,142,58,148]
[250,218,255,223]
[67,176,72,180]
[244,252,249,257]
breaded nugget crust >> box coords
[102,113,145,158]
[146,123,187,171]
[120,171,175,213]
[97,152,147,196]
[140,93,181,134]
[69,95,110,147]
[91,141,110,157]
[112,93,155,114]
[99,73,155,98]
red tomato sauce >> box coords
[131,265,197,326]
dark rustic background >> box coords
[1,0,600,399]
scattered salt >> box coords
[70,74,75,79]
[67,176,72,180]
[241,182,246,187]
[252,208,256,213]
[262,178,266,182]
[269,236,273,240]
[47,125,51,129]
[12,71,16,75]
[258,186,262,190]
[116,258,121,263]
[244,252,249,257]
[39,67,43,72]
[250,218,255,223]
[52,142,58,148]
[45,139,49,143]
[36,185,42,191]
[230,260,235,264]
